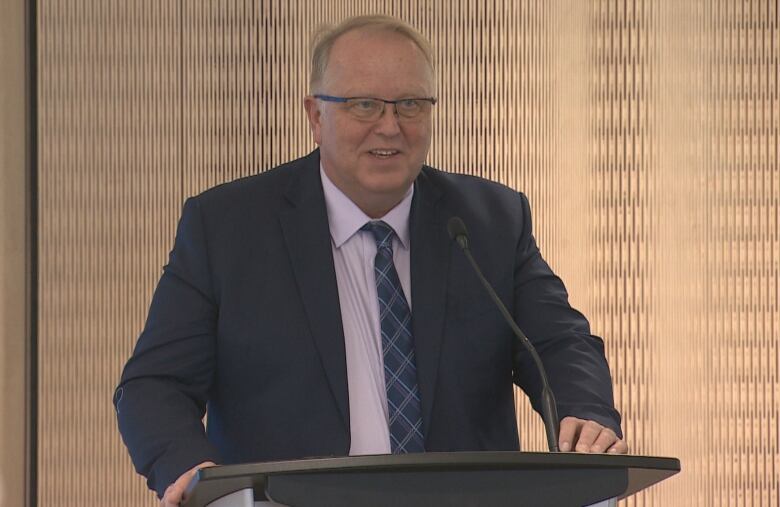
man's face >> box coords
[304,29,435,218]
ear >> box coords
[303,96,323,145]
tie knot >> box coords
[362,220,395,251]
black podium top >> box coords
[185,452,680,507]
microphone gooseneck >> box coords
[446,216,561,453]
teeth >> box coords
[371,150,398,156]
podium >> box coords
[183,452,680,507]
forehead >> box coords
[323,28,434,97]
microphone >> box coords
[447,217,561,452]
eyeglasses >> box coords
[314,94,437,122]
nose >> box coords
[373,103,402,136]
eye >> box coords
[396,99,422,115]
[352,99,379,111]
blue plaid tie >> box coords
[362,221,425,453]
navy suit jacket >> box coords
[115,149,621,496]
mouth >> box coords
[369,149,401,159]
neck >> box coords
[359,198,401,219]
[319,162,413,220]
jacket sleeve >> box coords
[510,193,623,438]
[113,197,222,497]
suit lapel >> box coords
[278,158,450,443]
[410,168,450,438]
[279,152,350,434]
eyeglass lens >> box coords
[345,98,432,120]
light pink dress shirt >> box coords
[320,166,414,455]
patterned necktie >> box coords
[362,220,425,453]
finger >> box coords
[574,420,604,452]
[174,461,216,506]
[589,427,618,453]
[607,438,629,454]
[164,473,191,506]
[180,471,198,504]
[181,462,214,502]
[161,486,181,507]
[160,487,172,507]
[557,417,582,452]
[162,487,183,507]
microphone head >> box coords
[447,217,469,249]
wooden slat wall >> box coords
[38,1,182,505]
[588,2,658,505]
[37,1,778,505]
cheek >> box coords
[330,123,370,151]
[405,125,432,154]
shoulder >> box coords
[418,165,531,227]
[179,151,319,229]
[194,151,316,210]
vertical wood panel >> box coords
[588,3,658,506]
[37,1,779,505]
[653,1,779,505]
[38,1,181,505]
[0,0,32,505]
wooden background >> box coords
[36,1,778,505]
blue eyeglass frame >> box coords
[314,94,437,105]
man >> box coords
[114,15,627,506]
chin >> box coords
[363,168,415,190]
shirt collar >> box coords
[320,164,413,250]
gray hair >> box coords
[309,15,435,93]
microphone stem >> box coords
[460,244,560,452]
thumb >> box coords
[180,461,217,504]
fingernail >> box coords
[560,441,571,452]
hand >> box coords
[160,461,216,507]
[558,416,628,454]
